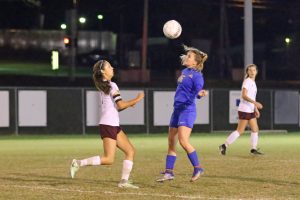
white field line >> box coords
[103,190,227,200]
[0,184,258,200]
[1,184,95,193]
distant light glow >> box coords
[285,37,291,45]
[51,51,59,70]
[63,37,70,44]
[60,24,67,30]
[79,17,86,24]
[97,14,104,20]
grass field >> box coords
[0,133,299,200]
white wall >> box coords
[119,90,144,125]
[0,91,9,127]
[86,91,100,126]
[18,90,47,127]
[229,90,241,124]
[274,91,299,124]
[153,91,210,126]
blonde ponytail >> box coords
[180,44,208,71]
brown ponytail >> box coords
[93,60,111,94]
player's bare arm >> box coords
[241,88,263,109]
[254,107,260,118]
[116,92,144,111]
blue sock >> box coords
[165,155,176,174]
[187,151,200,167]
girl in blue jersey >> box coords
[157,45,208,182]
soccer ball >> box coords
[163,20,182,39]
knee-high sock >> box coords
[187,151,200,167]
[121,160,133,180]
[165,155,176,173]
[79,156,101,166]
[251,132,258,149]
[225,130,240,146]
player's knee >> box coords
[179,140,189,149]
[130,147,136,157]
[252,129,259,133]
[105,157,115,165]
[126,147,135,159]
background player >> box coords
[219,64,263,155]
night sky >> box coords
[0,0,296,46]
[1,0,300,81]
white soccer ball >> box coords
[163,20,182,39]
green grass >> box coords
[0,61,91,77]
[0,133,299,200]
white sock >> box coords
[80,156,101,166]
[251,132,258,150]
[121,160,133,181]
[225,130,240,146]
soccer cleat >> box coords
[190,167,204,182]
[70,159,80,178]
[156,172,174,182]
[250,149,263,155]
[118,179,139,189]
[219,144,227,155]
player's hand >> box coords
[198,90,208,97]
[131,92,144,107]
[255,110,260,118]
[136,92,145,101]
[255,102,263,110]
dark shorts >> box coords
[99,124,122,140]
[238,111,255,120]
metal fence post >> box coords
[81,88,86,135]
[14,88,19,136]
[270,90,273,130]
[210,89,214,133]
[145,88,149,135]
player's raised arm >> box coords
[115,92,144,111]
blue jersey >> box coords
[173,68,204,110]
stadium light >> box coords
[60,23,67,30]
[97,14,104,20]
[285,37,291,45]
[79,17,86,24]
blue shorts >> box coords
[169,109,197,129]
